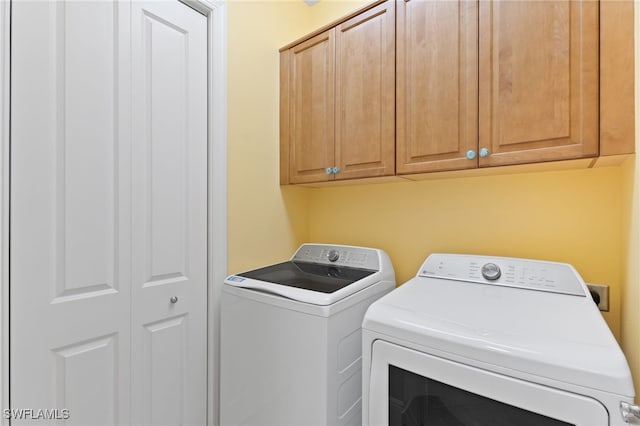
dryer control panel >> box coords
[419,254,585,296]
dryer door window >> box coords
[389,365,570,425]
[368,340,609,426]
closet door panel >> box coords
[10,2,132,424]
[131,2,208,425]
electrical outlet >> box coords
[586,283,609,312]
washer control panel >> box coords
[292,244,379,270]
[420,254,585,296]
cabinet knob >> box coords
[170,296,178,304]
[479,147,490,158]
[325,167,333,175]
[332,166,340,174]
[466,150,476,160]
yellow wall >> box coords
[620,2,640,401]
[622,156,639,400]
[308,167,625,340]
[227,1,313,273]
[308,0,370,25]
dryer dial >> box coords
[327,249,340,262]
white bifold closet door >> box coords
[130,2,207,425]
[10,1,207,425]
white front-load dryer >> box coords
[362,253,636,425]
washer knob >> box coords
[327,249,340,262]
[481,263,501,280]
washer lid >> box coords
[235,261,375,293]
[225,244,393,305]
[363,254,634,397]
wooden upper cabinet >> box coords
[335,1,395,179]
[478,0,599,167]
[280,0,395,184]
[396,0,478,174]
[600,0,635,156]
[287,30,336,184]
[280,0,632,184]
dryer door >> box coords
[368,340,609,426]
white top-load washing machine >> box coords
[362,253,636,426]
[221,243,395,426]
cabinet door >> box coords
[335,1,395,180]
[288,30,335,184]
[479,0,599,167]
[396,0,478,174]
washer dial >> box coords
[327,249,340,262]
[481,263,501,280]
